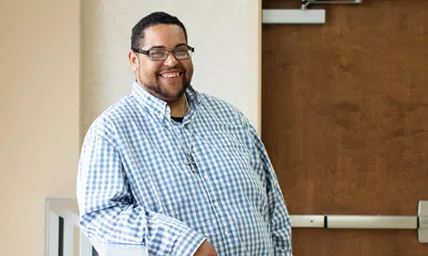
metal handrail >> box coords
[45,197,149,256]
[301,0,362,10]
[290,201,428,243]
[45,198,92,256]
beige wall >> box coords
[0,1,260,255]
[0,0,81,255]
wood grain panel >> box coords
[262,0,428,254]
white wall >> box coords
[0,0,81,255]
[83,0,261,133]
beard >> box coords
[150,75,190,101]
[138,71,191,102]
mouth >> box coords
[158,70,183,80]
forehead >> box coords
[141,24,187,49]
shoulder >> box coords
[198,93,249,127]
[85,94,141,141]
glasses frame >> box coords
[132,45,195,61]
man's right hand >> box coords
[194,240,217,256]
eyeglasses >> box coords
[132,45,195,61]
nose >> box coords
[164,52,178,67]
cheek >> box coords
[139,63,160,79]
[186,69,193,80]
[184,63,194,78]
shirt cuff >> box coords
[171,228,206,256]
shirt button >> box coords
[204,175,209,179]
[225,231,230,237]
[192,148,198,153]
[214,202,219,208]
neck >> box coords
[168,94,188,117]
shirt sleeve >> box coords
[76,121,206,256]
[244,121,293,256]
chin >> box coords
[141,78,190,101]
[158,85,187,101]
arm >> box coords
[76,121,206,256]
[245,122,293,256]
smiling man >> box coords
[77,12,292,256]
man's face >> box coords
[129,24,194,102]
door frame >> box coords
[248,0,262,134]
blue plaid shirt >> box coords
[77,81,292,255]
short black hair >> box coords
[131,11,188,50]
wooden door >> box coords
[262,0,428,255]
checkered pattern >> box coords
[77,81,292,256]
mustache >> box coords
[157,65,186,73]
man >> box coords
[77,11,292,256]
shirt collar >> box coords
[131,80,201,121]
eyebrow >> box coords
[148,43,188,50]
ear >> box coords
[128,50,139,72]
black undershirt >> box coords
[171,116,184,123]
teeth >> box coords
[161,72,180,78]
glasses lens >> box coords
[174,47,191,60]
[150,49,168,60]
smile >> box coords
[159,71,182,79]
